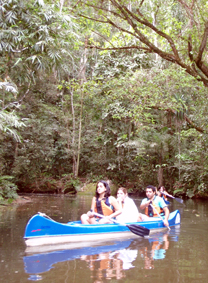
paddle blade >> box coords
[162,192,183,204]
[175,197,183,204]
[126,224,150,237]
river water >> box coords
[0,195,208,283]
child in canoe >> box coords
[81,180,122,224]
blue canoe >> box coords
[24,210,181,247]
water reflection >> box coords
[24,226,180,281]
[80,244,138,280]
[141,227,180,270]
[24,240,132,277]
[140,233,169,270]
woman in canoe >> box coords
[116,187,142,223]
[157,186,170,205]
[81,180,122,224]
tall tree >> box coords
[77,0,208,86]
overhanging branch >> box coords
[166,108,204,133]
[151,106,205,133]
[88,45,152,52]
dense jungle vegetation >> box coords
[1,0,208,202]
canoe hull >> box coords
[24,210,180,247]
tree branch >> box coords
[79,13,108,24]
[91,30,116,48]
[177,0,197,25]
[139,0,145,8]
[188,34,193,61]
[156,107,205,133]
[79,1,126,21]
[114,1,181,60]
[195,21,208,66]
[88,45,152,52]
[184,113,204,133]
[78,0,208,86]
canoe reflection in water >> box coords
[24,227,180,281]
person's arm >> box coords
[91,197,96,210]
[140,198,151,210]
[164,191,172,197]
[86,197,96,218]
[116,196,123,210]
[157,196,170,227]
[108,196,122,219]
[162,206,170,227]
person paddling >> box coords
[157,186,170,205]
[81,180,122,224]
[140,185,170,227]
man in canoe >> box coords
[140,185,170,227]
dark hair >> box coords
[158,186,166,191]
[146,185,156,193]
[117,187,128,194]
[95,180,111,198]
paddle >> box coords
[149,204,170,231]
[162,191,183,204]
[93,212,150,238]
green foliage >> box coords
[0,81,26,141]
[0,110,26,141]
[0,0,79,86]
[0,175,18,200]
[77,182,96,195]
[61,174,81,192]
[1,0,208,200]
[76,0,208,86]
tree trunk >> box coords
[75,38,88,177]
[70,87,77,177]
[157,166,163,187]
[75,88,83,177]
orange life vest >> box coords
[145,199,164,217]
[158,192,168,201]
[94,197,114,216]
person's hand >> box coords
[148,200,152,206]
[87,211,94,218]
[163,219,169,227]
[117,197,122,203]
[105,215,113,222]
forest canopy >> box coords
[0,0,208,201]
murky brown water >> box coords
[0,195,208,283]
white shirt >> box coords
[116,196,139,223]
